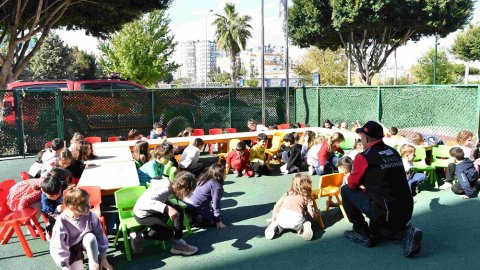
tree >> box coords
[295,47,347,85]
[29,34,73,79]
[71,47,97,80]
[412,49,457,84]
[213,3,252,85]
[289,0,474,85]
[451,24,480,84]
[99,10,178,87]
[244,78,259,87]
[0,0,171,89]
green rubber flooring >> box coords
[1,156,479,270]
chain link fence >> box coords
[0,87,294,156]
[295,85,480,142]
[0,90,20,157]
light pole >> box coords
[205,9,213,88]
[261,0,265,126]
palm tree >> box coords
[213,3,252,85]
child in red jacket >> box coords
[226,141,254,177]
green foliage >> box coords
[244,79,259,87]
[289,0,474,84]
[295,47,347,85]
[412,49,458,84]
[99,10,179,87]
[30,34,73,80]
[213,3,252,84]
[452,24,480,62]
[71,48,97,80]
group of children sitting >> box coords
[5,120,480,268]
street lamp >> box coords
[205,9,213,88]
[433,32,438,84]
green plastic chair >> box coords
[113,186,146,262]
[412,147,437,187]
[431,145,452,169]
[163,161,177,181]
[339,135,357,150]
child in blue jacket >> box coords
[448,147,478,199]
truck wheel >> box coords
[166,116,192,137]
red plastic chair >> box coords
[19,171,30,181]
[299,123,306,128]
[192,129,205,136]
[224,128,237,133]
[208,128,223,155]
[78,186,107,235]
[84,136,102,144]
[108,136,121,142]
[277,123,290,130]
[44,141,52,148]
[0,179,46,258]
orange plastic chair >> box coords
[0,179,46,258]
[192,129,205,136]
[208,128,223,155]
[84,136,102,144]
[217,139,241,164]
[265,135,283,170]
[277,123,290,130]
[312,173,349,222]
[224,128,237,133]
[19,171,30,180]
[78,186,107,235]
[108,136,121,142]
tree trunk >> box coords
[230,54,236,86]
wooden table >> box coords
[86,146,133,165]
[78,160,139,196]
[93,127,337,149]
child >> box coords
[339,121,349,131]
[133,140,150,169]
[150,122,167,139]
[225,141,254,177]
[346,139,363,160]
[128,129,142,140]
[454,129,474,160]
[400,144,427,196]
[28,148,47,178]
[40,138,64,177]
[138,143,174,186]
[306,135,323,175]
[337,156,353,185]
[265,174,319,241]
[174,127,194,154]
[72,141,94,162]
[316,132,345,176]
[179,138,205,176]
[68,132,84,151]
[280,133,303,175]
[322,119,333,129]
[41,168,70,238]
[50,187,112,270]
[247,119,268,132]
[389,127,406,140]
[442,147,478,198]
[410,133,425,146]
[133,171,198,255]
[300,130,315,158]
[185,164,227,228]
[249,133,269,177]
[55,149,85,181]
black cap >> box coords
[355,121,384,139]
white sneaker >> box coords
[300,221,313,241]
[439,182,452,190]
[308,166,314,176]
[170,240,198,255]
[130,231,144,253]
[265,221,278,240]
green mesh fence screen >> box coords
[0,90,20,156]
[294,86,480,142]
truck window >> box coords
[81,83,113,90]
[11,83,68,90]
[114,83,142,90]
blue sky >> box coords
[58,0,480,68]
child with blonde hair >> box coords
[300,130,315,158]
[400,144,426,196]
[50,187,112,270]
[68,132,84,151]
[410,133,425,146]
[316,132,345,175]
[265,174,319,241]
[305,134,323,175]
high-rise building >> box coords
[176,40,217,84]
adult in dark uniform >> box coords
[341,121,422,257]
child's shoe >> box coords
[439,182,452,190]
[308,166,315,175]
[234,171,242,177]
[171,239,198,255]
[130,231,144,253]
[265,221,278,240]
[301,221,313,241]
[402,225,422,257]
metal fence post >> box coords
[317,86,321,127]
[54,89,64,140]
[293,87,296,124]
[228,88,232,128]
[13,90,25,156]
[476,86,480,139]
[151,90,155,126]
[376,86,382,122]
